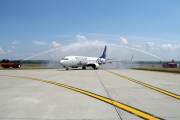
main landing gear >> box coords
[92,67,98,70]
[82,66,86,70]
[66,68,69,70]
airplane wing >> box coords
[105,55,134,63]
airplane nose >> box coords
[60,60,66,65]
[60,60,63,65]
[60,60,66,68]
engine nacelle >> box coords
[92,63,100,69]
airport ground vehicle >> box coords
[1,59,22,68]
[162,60,177,68]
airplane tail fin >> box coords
[100,46,106,59]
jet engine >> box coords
[92,63,100,69]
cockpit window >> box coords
[62,58,69,60]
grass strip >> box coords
[132,68,180,73]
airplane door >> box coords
[71,56,74,63]
[71,56,75,65]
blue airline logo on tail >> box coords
[100,46,106,59]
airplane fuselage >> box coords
[59,46,133,70]
[60,46,107,70]
[60,56,106,68]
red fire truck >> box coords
[1,59,22,68]
[162,60,177,68]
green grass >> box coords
[132,68,180,73]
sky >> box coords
[0,0,180,61]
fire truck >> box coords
[1,59,22,68]
[162,60,177,68]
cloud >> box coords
[147,42,154,47]
[0,47,6,54]
[6,46,15,54]
[75,35,86,41]
[121,37,127,45]
[162,44,180,50]
[32,40,46,45]
[8,49,12,53]
[11,46,15,49]
[50,41,61,48]
[174,44,180,49]
[162,44,172,49]
[12,40,20,44]
[132,44,142,49]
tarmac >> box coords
[0,69,179,120]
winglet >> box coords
[131,55,134,61]
[100,46,106,59]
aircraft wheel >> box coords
[66,68,69,70]
[82,66,86,69]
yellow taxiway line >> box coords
[106,70,180,100]
[0,74,164,120]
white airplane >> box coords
[60,46,133,70]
